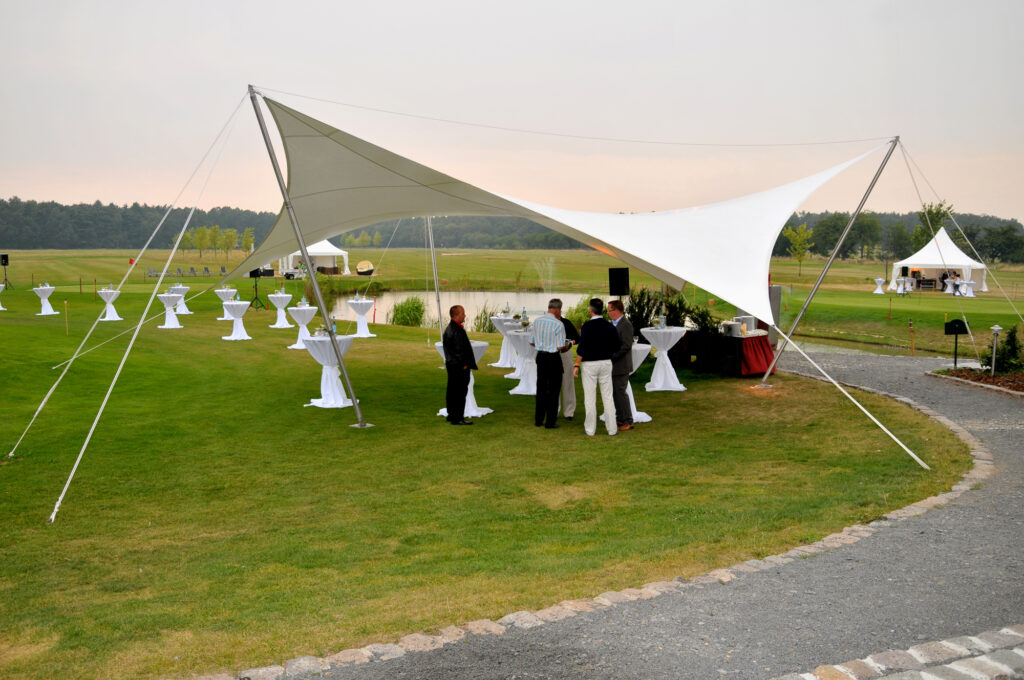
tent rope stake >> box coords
[248,85,371,428]
[758,136,900,386]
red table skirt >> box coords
[739,334,776,376]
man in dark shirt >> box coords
[442,304,477,425]
[573,298,620,436]
[549,298,581,421]
[607,299,635,430]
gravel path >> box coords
[277,353,1023,680]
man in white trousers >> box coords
[573,298,620,436]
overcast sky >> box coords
[1,0,1021,222]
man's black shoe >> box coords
[564,416,574,421]
[544,423,559,429]
[450,420,472,426]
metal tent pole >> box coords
[248,85,371,428]
[758,136,899,387]
[427,216,444,334]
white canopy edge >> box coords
[232,96,885,323]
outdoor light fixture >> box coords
[990,325,1003,376]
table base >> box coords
[288,325,312,350]
[489,336,517,368]
[438,373,493,418]
[305,365,353,408]
[99,305,123,322]
[174,303,193,315]
[37,300,58,316]
[158,310,182,329]
[353,317,375,338]
[270,308,293,329]
[222,318,251,340]
[509,362,538,395]
[645,353,686,392]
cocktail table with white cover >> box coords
[286,304,317,349]
[0,283,5,311]
[600,342,654,425]
[502,319,528,378]
[895,278,906,295]
[873,277,885,294]
[642,326,687,392]
[961,280,976,298]
[168,284,192,315]
[434,340,492,418]
[221,300,252,340]
[214,288,237,321]
[34,285,58,316]
[346,298,376,337]
[268,292,294,328]
[507,329,538,395]
[488,314,518,368]
[303,334,356,408]
[157,292,183,329]
[98,288,122,321]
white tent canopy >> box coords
[232,96,884,324]
[888,229,988,292]
[277,239,350,276]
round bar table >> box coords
[872,277,885,294]
[488,314,517,368]
[641,326,687,392]
[286,305,317,350]
[346,298,376,337]
[303,334,356,408]
[214,288,237,321]
[601,343,653,425]
[169,284,193,315]
[507,329,538,395]
[34,284,59,316]
[157,292,183,329]
[98,288,122,321]
[0,283,7,311]
[221,300,252,340]
[268,292,294,328]
[961,280,976,298]
[434,340,491,418]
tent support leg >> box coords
[427,216,444,335]
[758,136,899,387]
[248,85,372,428]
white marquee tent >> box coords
[230,97,886,325]
[888,229,988,292]
[277,239,351,276]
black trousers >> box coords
[535,352,564,427]
[446,366,471,423]
[612,372,632,424]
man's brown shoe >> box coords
[618,423,634,431]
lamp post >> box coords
[990,325,1002,376]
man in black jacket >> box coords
[442,305,477,425]
[572,298,620,436]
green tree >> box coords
[180,229,194,251]
[192,226,211,258]
[810,213,856,258]
[207,225,221,258]
[372,231,382,247]
[354,230,371,247]
[241,227,255,252]
[910,224,930,252]
[782,222,814,276]
[850,213,881,258]
[218,228,238,257]
[916,201,951,235]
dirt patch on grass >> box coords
[942,368,1024,393]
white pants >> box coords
[581,360,617,436]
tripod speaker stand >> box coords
[2,253,11,290]
[249,269,265,309]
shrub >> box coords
[980,324,1023,373]
[625,286,662,331]
[472,303,497,333]
[389,296,425,327]
[564,294,596,329]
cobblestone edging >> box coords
[202,376,996,680]
[925,370,1024,400]
[767,624,1024,680]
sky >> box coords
[1,0,1022,223]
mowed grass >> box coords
[0,284,970,680]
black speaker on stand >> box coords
[900,266,909,277]
[1,253,10,290]
[608,267,629,297]
[249,269,265,309]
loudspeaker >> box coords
[249,269,261,278]
[608,267,629,296]
[1,253,7,266]
[900,266,909,277]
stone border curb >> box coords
[206,372,993,680]
[925,369,1024,400]
[766,624,1024,679]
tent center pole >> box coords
[758,136,899,387]
[427,216,444,334]
[248,85,371,428]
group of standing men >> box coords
[442,298,635,436]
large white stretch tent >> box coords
[233,97,885,324]
[888,228,988,292]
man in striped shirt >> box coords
[531,300,570,428]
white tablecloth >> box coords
[222,300,252,340]
[601,343,653,424]
[34,285,58,316]
[169,284,192,315]
[214,288,237,320]
[944,279,957,294]
[157,293,183,329]
[98,288,122,321]
[0,283,5,311]
[961,280,976,298]
[346,298,376,337]
[507,329,538,395]
[287,305,317,349]
[503,320,529,378]
[488,315,518,368]
[268,292,294,328]
[642,326,687,392]
[303,334,356,408]
[873,277,886,295]
[435,340,492,417]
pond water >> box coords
[330,291,588,330]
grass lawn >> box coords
[0,282,971,680]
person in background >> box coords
[531,300,570,428]
[607,299,634,431]
[548,298,580,421]
[442,304,476,426]
[573,298,620,436]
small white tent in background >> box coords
[277,239,351,277]
[888,229,988,291]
